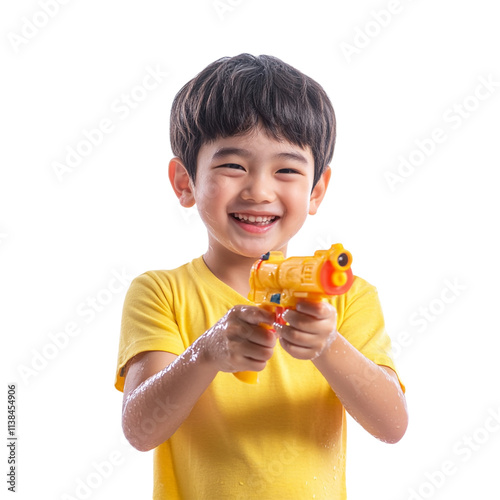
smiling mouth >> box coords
[231,213,279,226]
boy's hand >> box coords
[276,301,338,361]
[202,305,277,374]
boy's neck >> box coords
[202,247,268,298]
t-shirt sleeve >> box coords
[114,272,184,392]
[337,276,405,393]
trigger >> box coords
[275,306,286,325]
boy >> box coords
[115,53,408,499]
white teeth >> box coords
[233,213,276,224]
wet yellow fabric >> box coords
[115,256,403,499]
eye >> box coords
[216,163,245,171]
[337,253,349,267]
[276,168,300,174]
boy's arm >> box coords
[121,305,275,452]
[277,301,408,444]
[312,332,408,444]
[122,346,217,452]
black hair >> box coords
[170,53,336,187]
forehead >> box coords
[197,127,314,166]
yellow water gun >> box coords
[234,243,354,384]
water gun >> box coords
[234,243,354,384]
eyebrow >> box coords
[211,147,309,165]
[212,147,252,160]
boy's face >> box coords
[170,126,330,261]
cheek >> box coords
[198,176,230,201]
[195,178,233,224]
[285,187,311,215]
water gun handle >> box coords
[233,370,259,384]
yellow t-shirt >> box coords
[115,256,403,500]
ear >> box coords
[308,166,331,215]
[168,157,195,208]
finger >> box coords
[276,324,320,349]
[225,316,276,347]
[279,336,315,360]
[244,325,277,348]
[239,340,275,363]
[233,305,275,327]
[295,300,337,320]
[279,328,336,361]
[280,309,335,336]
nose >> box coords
[240,172,276,203]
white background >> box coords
[2,1,499,499]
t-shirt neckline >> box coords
[190,256,253,305]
